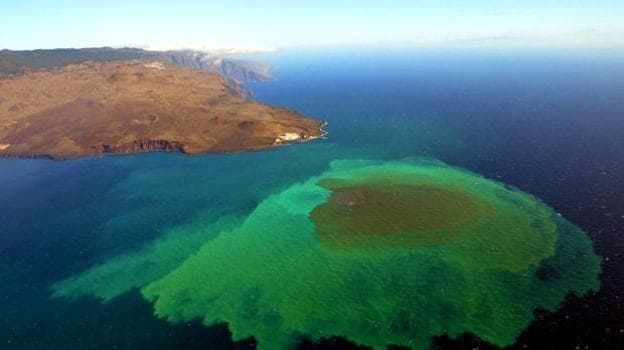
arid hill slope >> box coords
[0,60,323,159]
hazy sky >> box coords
[1,0,623,50]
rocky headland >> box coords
[0,60,324,159]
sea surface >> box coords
[2,48,623,349]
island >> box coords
[0,59,324,159]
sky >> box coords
[1,0,623,51]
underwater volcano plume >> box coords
[310,179,490,248]
[52,158,601,349]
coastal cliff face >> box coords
[214,59,272,83]
[0,60,323,159]
[155,51,272,83]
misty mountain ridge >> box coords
[0,47,272,84]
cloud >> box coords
[404,29,624,48]
[139,41,278,54]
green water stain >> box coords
[51,215,244,302]
[136,158,600,349]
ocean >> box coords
[1,48,623,349]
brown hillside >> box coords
[0,60,323,159]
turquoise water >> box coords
[2,49,623,349]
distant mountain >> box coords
[0,47,272,84]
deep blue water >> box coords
[2,49,624,349]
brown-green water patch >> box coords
[311,179,490,248]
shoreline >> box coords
[0,124,326,161]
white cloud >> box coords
[139,41,278,54]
